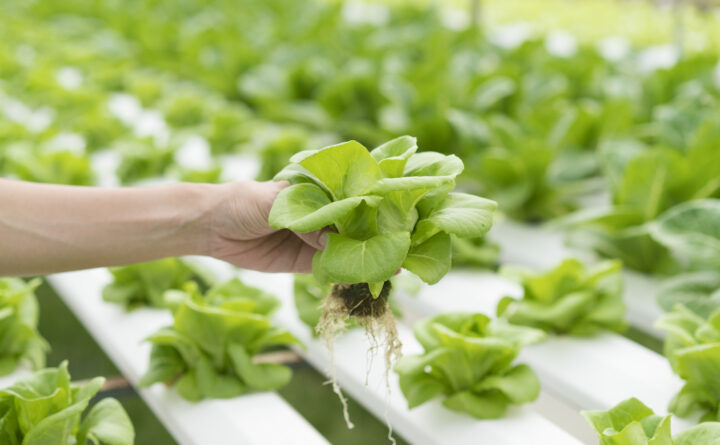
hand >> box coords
[206,180,326,273]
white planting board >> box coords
[394,269,697,434]
[490,218,665,336]
[47,270,329,445]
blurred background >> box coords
[1,0,719,443]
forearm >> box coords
[0,179,220,276]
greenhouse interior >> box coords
[1,0,720,444]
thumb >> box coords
[296,229,328,251]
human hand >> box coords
[205,180,326,273]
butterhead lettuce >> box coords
[656,305,720,422]
[498,259,627,335]
[0,361,134,445]
[0,278,48,376]
[139,279,300,401]
[395,313,544,419]
[269,136,497,296]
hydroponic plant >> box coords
[583,397,720,445]
[450,236,500,269]
[497,259,627,335]
[139,279,300,401]
[294,274,332,331]
[656,272,720,319]
[655,305,720,422]
[0,361,135,445]
[649,199,720,269]
[395,313,544,419]
[563,137,720,273]
[0,278,48,376]
[2,144,95,186]
[102,258,212,310]
[269,136,496,365]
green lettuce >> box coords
[563,141,720,273]
[583,397,673,445]
[203,104,252,155]
[583,397,720,445]
[114,141,174,185]
[293,274,332,331]
[450,236,500,269]
[269,136,497,296]
[0,278,48,376]
[657,272,720,319]
[498,259,626,335]
[0,361,134,445]
[102,258,211,310]
[655,306,720,422]
[395,313,544,419]
[675,423,720,445]
[161,89,209,128]
[139,279,300,401]
[650,200,720,268]
[2,145,95,186]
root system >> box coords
[315,281,403,434]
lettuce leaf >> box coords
[102,258,212,310]
[657,272,720,319]
[498,259,627,335]
[395,313,544,418]
[139,278,300,401]
[583,397,720,445]
[650,200,720,269]
[563,142,720,273]
[0,278,48,376]
[582,397,673,445]
[656,306,720,422]
[0,361,134,445]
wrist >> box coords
[172,182,228,257]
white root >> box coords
[315,288,402,440]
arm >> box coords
[0,179,325,277]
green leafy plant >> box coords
[497,259,627,335]
[2,144,95,186]
[0,278,48,376]
[583,397,720,445]
[583,397,673,445]
[0,361,134,445]
[563,141,720,274]
[650,200,720,269]
[395,313,544,419]
[139,279,300,401]
[161,89,209,128]
[450,236,499,269]
[657,272,720,319]
[269,135,495,315]
[293,274,333,332]
[114,141,173,185]
[655,305,720,422]
[102,258,211,310]
[269,136,496,379]
[203,104,252,155]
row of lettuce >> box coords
[2,232,719,444]
[2,0,720,276]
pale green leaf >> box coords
[317,232,411,284]
[402,233,451,284]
